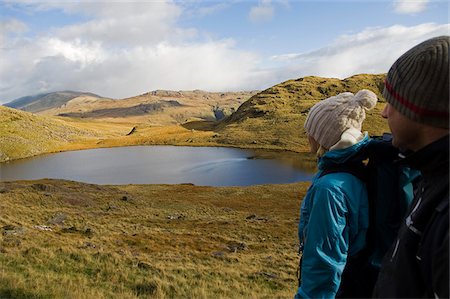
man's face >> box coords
[381,103,422,151]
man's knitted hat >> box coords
[383,36,449,128]
[304,89,378,149]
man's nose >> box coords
[381,103,389,119]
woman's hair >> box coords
[315,145,328,158]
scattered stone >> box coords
[47,212,67,225]
[226,242,248,253]
[245,214,269,221]
[167,214,185,220]
[2,225,26,236]
[32,183,51,192]
[34,225,53,231]
[106,204,118,211]
[80,242,96,249]
[212,251,226,258]
[2,225,15,231]
[126,126,137,136]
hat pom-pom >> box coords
[354,89,378,110]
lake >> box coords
[0,146,316,186]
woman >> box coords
[295,89,378,298]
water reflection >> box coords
[0,146,316,186]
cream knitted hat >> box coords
[304,89,378,149]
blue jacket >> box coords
[295,136,370,299]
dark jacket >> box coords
[373,135,449,298]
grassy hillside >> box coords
[23,90,258,126]
[212,74,389,152]
[4,91,102,113]
[0,106,107,162]
[0,74,390,162]
[0,179,309,298]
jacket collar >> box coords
[399,134,449,177]
[318,134,370,171]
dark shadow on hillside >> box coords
[0,287,46,299]
[181,120,218,132]
[58,101,183,119]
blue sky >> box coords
[0,0,448,103]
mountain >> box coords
[4,91,103,113]
[1,74,390,162]
[210,74,389,152]
[0,106,102,162]
[6,90,258,125]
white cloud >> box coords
[270,23,450,82]
[394,0,429,14]
[54,1,191,46]
[249,0,274,24]
[194,3,230,17]
[0,1,449,105]
[0,18,28,45]
[0,34,261,101]
[0,18,28,34]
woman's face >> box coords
[308,135,320,154]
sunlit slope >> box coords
[20,90,258,125]
[4,91,102,113]
[0,106,102,162]
[214,74,390,152]
[0,179,309,298]
[1,74,391,162]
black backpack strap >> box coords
[318,162,367,182]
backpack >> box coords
[319,133,421,298]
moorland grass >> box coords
[1,180,309,298]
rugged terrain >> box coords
[0,74,389,162]
[10,90,258,125]
[4,91,102,113]
[0,179,308,298]
[0,73,393,298]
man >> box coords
[373,36,449,297]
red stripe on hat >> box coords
[384,79,449,118]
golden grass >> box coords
[0,74,393,298]
[1,74,390,163]
[0,179,309,298]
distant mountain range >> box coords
[3,90,258,125]
[4,91,103,113]
[1,73,390,162]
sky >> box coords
[0,0,448,103]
